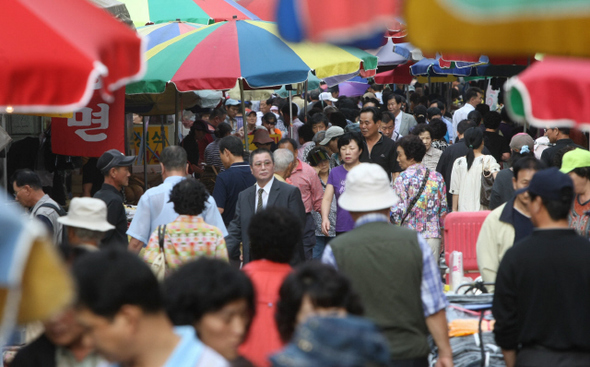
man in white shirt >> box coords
[452,87,484,138]
[127,146,227,253]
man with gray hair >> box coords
[128,146,227,253]
[273,148,296,182]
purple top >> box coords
[327,165,354,232]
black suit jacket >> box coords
[225,178,307,264]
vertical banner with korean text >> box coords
[51,80,125,157]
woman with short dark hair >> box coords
[143,178,228,273]
[164,257,255,365]
[275,262,364,343]
[411,123,442,171]
[391,135,448,257]
[321,133,364,236]
[307,146,336,258]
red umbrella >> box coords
[374,64,413,85]
[505,57,590,129]
[1,0,145,114]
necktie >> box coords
[256,188,264,213]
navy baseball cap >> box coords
[515,167,573,200]
[96,149,135,173]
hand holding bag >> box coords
[150,225,167,281]
[480,157,495,207]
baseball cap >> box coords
[338,163,399,211]
[225,99,240,106]
[96,149,135,173]
[560,148,590,174]
[319,126,345,145]
[362,92,377,100]
[319,92,338,102]
[516,167,573,201]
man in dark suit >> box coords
[225,149,306,265]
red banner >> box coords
[51,84,125,157]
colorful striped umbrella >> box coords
[120,0,260,26]
[126,20,378,93]
[137,21,205,49]
[406,0,590,57]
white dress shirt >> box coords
[452,103,475,136]
[254,176,275,213]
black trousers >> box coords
[517,347,590,367]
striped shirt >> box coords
[204,140,225,172]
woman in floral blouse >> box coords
[391,135,448,258]
[143,178,228,274]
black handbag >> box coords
[480,158,495,207]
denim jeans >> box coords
[313,236,331,259]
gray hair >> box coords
[312,131,326,145]
[160,146,187,171]
[182,110,194,120]
[70,227,105,243]
[273,149,294,173]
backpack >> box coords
[36,202,67,246]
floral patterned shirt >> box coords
[143,215,228,272]
[391,163,448,239]
[569,195,590,240]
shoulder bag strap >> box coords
[158,224,167,261]
[400,169,430,225]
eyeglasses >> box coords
[13,187,24,198]
[253,160,273,168]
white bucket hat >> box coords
[58,198,115,232]
[338,163,399,212]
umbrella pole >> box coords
[174,90,180,146]
[289,89,293,139]
[1,114,6,197]
[239,78,249,155]
[303,80,308,123]
[143,117,148,192]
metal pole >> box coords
[1,114,7,196]
[303,80,309,123]
[174,90,180,145]
[143,117,148,191]
[239,78,249,155]
[288,89,293,139]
